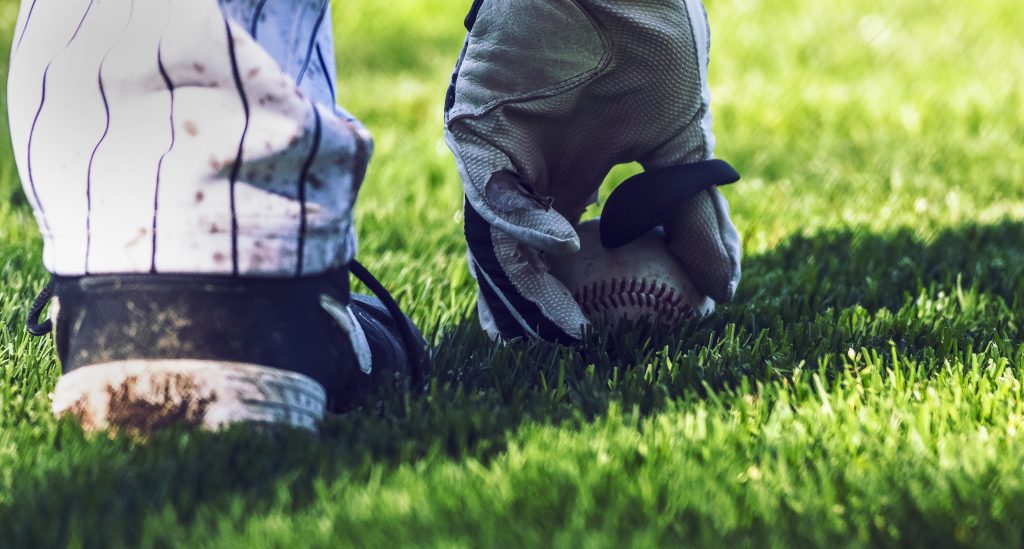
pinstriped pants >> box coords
[7,0,370,277]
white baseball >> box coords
[547,219,714,328]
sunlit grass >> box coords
[1,0,1023,545]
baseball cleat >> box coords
[27,264,424,434]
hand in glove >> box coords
[445,0,741,342]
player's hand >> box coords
[445,0,741,342]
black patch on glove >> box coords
[464,198,579,344]
[600,159,740,248]
[465,0,485,30]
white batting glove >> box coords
[445,0,742,342]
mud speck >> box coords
[104,375,217,433]
[67,396,97,430]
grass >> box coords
[1,0,1023,546]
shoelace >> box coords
[25,261,425,389]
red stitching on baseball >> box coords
[572,277,695,323]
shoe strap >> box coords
[26,276,55,336]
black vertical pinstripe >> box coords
[84,0,134,273]
[67,0,96,42]
[151,46,175,274]
[295,104,322,276]
[249,0,270,38]
[25,70,53,238]
[22,0,97,263]
[223,17,252,276]
[84,65,112,273]
[294,0,329,86]
[14,0,39,51]
[315,43,335,105]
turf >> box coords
[1,0,1023,546]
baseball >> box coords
[547,219,713,328]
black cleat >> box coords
[27,264,423,433]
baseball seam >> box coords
[572,278,694,324]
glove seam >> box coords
[641,1,711,169]
[447,0,613,123]
[640,106,709,169]
[683,0,712,160]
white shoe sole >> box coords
[51,361,326,433]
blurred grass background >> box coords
[1,0,1024,546]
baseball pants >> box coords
[8,0,368,277]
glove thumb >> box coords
[446,129,581,255]
[664,188,741,303]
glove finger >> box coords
[664,188,741,303]
[464,199,588,343]
[444,0,611,254]
[446,125,581,255]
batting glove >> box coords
[445,0,742,342]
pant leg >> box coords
[7,0,371,277]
